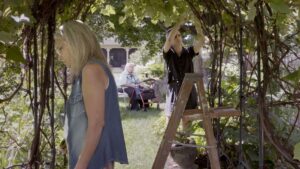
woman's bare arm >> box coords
[193,21,205,54]
[163,23,181,53]
[75,64,108,169]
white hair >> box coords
[125,62,135,71]
[56,20,107,76]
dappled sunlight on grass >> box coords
[121,108,162,120]
[116,100,165,169]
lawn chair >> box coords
[118,79,159,111]
[118,87,129,103]
[140,78,164,110]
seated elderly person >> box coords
[119,63,142,110]
[119,63,155,110]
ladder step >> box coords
[171,141,217,149]
[183,107,240,121]
[184,73,204,81]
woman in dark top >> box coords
[163,21,204,126]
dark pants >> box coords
[124,87,155,110]
[124,87,142,110]
[169,82,198,110]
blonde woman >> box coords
[55,20,128,169]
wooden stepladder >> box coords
[152,73,240,169]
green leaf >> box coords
[295,142,300,160]
[0,43,5,53]
[268,0,291,14]
[222,12,233,25]
[151,19,158,24]
[0,31,15,44]
[145,6,154,17]
[119,16,126,24]
[5,46,25,63]
[108,21,115,29]
[90,6,97,14]
[3,7,12,17]
[247,0,257,21]
[283,68,300,84]
[101,5,116,16]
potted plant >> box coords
[170,133,199,169]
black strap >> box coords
[168,52,180,83]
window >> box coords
[109,48,126,67]
[128,48,137,59]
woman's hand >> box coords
[163,14,188,53]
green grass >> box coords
[115,100,165,169]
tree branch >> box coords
[0,73,24,104]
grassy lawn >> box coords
[115,100,165,169]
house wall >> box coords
[100,37,137,86]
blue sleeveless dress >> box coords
[64,58,128,169]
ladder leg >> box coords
[196,81,221,169]
[202,116,221,169]
[152,81,193,169]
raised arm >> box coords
[193,21,205,54]
[163,22,181,53]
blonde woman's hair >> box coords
[56,20,107,76]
